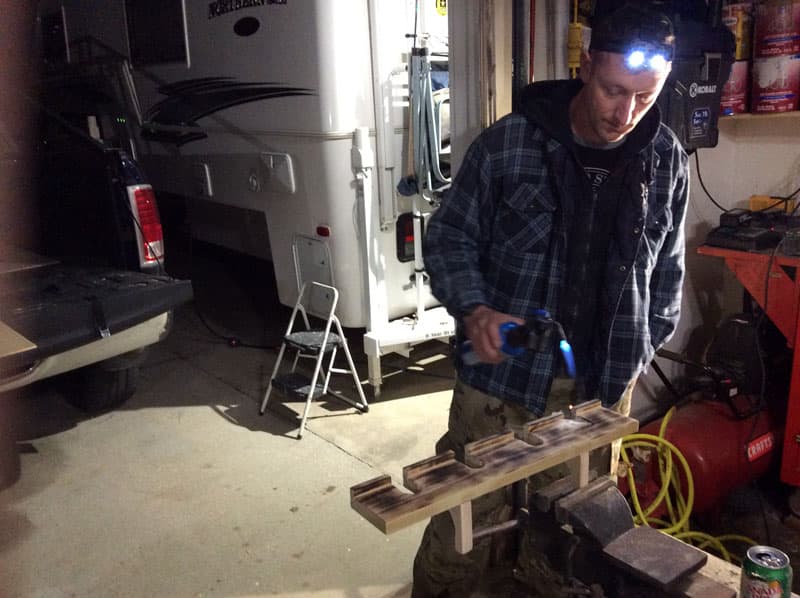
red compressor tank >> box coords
[636,398,781,514]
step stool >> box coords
[259,281,368,438]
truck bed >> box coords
[0,263,193,379]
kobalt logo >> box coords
[689,82,717,98]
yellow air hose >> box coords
[619,406,758,562]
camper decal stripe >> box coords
[143,77,315,146]
[209,0,266,19]
[208,0,285,19]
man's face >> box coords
[576,50,671,144]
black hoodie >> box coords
[517,78,662,161]
[518,79,663,379]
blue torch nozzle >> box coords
[559,339,576,379]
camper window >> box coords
[124,0,189,67]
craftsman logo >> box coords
[208,0,285,19]
[746,432,775,462]
[689,82,718,97]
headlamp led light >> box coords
[623,44,671,72]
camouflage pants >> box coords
[411,377,634,598]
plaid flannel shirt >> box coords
[424,87,689,416]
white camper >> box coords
[40,0,456,394]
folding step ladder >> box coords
[259,281,368,438]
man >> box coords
[414,3,689,597]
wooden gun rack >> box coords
[351,400,638,553]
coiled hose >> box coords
[619,407,758,563]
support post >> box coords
[450,501,473,555]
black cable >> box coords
[754,186,800,215]
[743,309,772,546]
[695,148,798,215]
[755,185,800,214]
[650,358,684,402]
[192,306,279,351]
[194,306,232,341]
[754,197,790,213]
[779,183,800,201]
[694,151,728,212]
[413,0,419,42]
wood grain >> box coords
[450,502,473,554]
[0,320,35,360]
[351,400,638,534]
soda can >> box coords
[740,545,793,598]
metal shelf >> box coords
[720,111,800,122]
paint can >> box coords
[721,59,751,115]
[751,53,800,113]
[754,0,800,58]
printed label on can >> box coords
[751,54,800,112]
[754,0,800,57]
[721,60,751,115]
[741,576,785,597]
[741,546,792,598]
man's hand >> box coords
[462,305,525,364]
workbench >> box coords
[662,553,799,597]
[697,245,800,487]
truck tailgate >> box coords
[0,265,193,374]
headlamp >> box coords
[589,3,675,73]
[624,46,670,72]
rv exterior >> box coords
[42,0,455,393]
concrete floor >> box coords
[3,244,800,596]
[0,246,457,597]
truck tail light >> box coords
[127,184,164,268]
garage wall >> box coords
[680,116,800,352]
[636,115,800,417]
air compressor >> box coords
[622,313,791,516]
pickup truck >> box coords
[0,65,193,412]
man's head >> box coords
[571,3,674,145]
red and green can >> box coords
[740,545,793,598]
